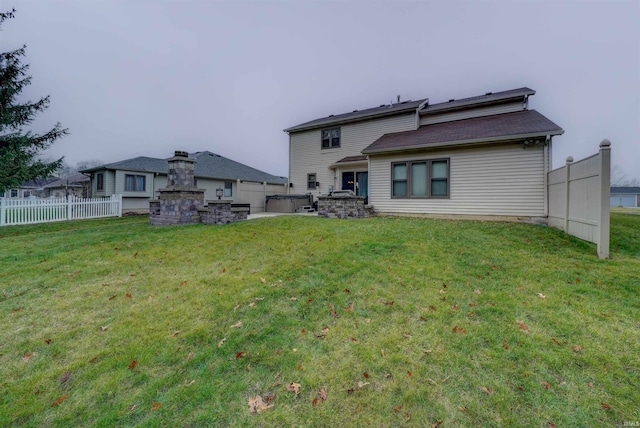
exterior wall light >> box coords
[216,187,223,199]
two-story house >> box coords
[284,87,564,220]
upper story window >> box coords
[321,128,340,149]
[96,173,104,191]
[23,190,31,198]
[392,159,449,198]
[224,181,232,197]
[10,189,18,198]
[125,174,146,192]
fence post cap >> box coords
[599,139,611,148]
[566,156,574,163]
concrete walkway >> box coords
[247,211,318,220]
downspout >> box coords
[415,98,429,130]
[543,135,550,217]
[286,131,292,195]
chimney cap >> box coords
[174,150,189,158]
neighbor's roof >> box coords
[81,152,287,184]
[283,87,536,134]
[610,187,640,194]
[44,173,90,188]
[362,110,563,154]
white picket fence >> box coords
[0,194,122,226]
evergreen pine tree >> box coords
[0,9,68,192]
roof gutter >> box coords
[362,129,564,155]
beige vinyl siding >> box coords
[419,101,525,126]
[289,113,415,196]
[369,143,546,217]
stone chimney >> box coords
[149,151,205,225]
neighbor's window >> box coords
[307,173,317,190]
[224,181,232,197]
[125,174,146,192]
[23,190,31,198]
[96,173,104,191]
[391,159,449,198]
[321,128,340,148]
[10,189,18,198]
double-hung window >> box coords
[224,182,232,197]
[307,173,317,190]
[125,174,146,192]
[321,128,340,148]
[391,159,449,198]
[96,173,104,191]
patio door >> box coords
[356,172,368,196]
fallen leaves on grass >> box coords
[51,394,68,406]
[344,302,354,311]
[541,381,552,390]
[58,371,72,386]
[151,402,161,410]
[502,339,509,350]
[231,322,243,328]
[452,326,466,334]
[392,405,402,413]
[248,395,273,413]
[516,320,529,331]
[357,381,370,389]
[218,338,226,347]
[537,293,546,299]
[187,352,195,361]
[572,344,583,352]
[235,351,246,359]
[312,387,328,406]
[458,406,468,411]
[431,421,443,428]
[286,382,301,395]
[479,386,493,395]
[402,332,411,338]
[22,352,33,362]
[128,360,137,370]
[600,402,611,409]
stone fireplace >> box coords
[149,151,205,225]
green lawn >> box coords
[1,213,638,427]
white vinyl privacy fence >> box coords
[0,194,122,226]
[547,140,611,258]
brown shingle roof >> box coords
[362,110,563,154]
[284,99,427,133]
[336,155,368,163]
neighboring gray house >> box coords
[284,87,564,220]
[610,187,640,207]
[81,151,288,213]
[37,173,90,198]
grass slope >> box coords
[0,214,638,427]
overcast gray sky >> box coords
[2,0,638,180]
